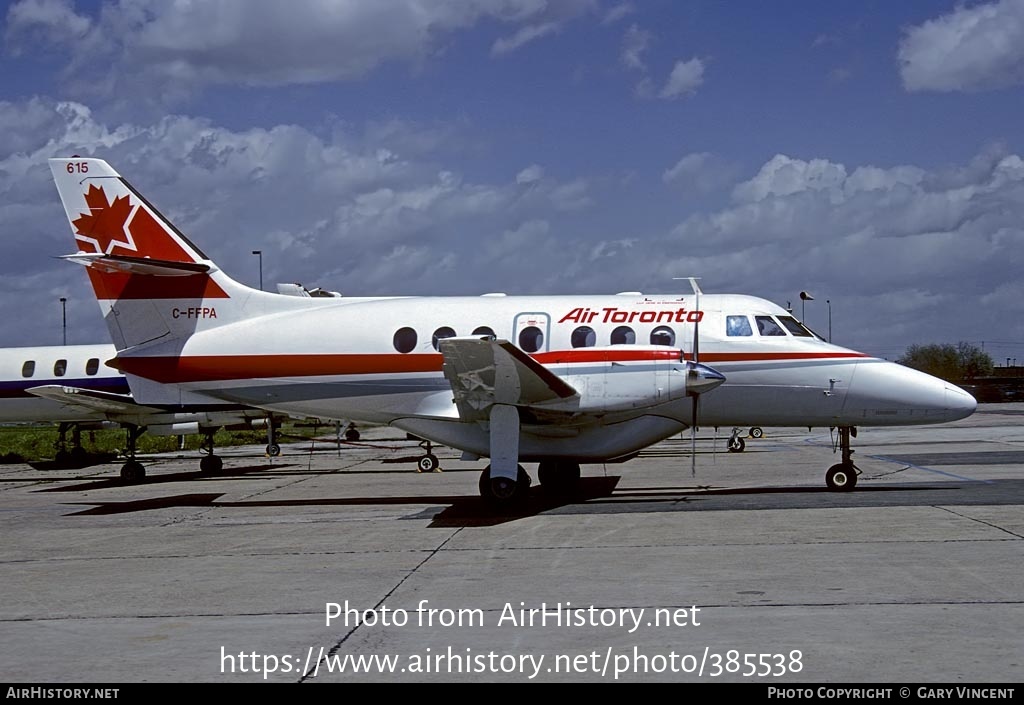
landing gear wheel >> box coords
[344,428,361,442]
[417,454,439,473]
[826,463,857,491]
[479,465,531,505]
[538,460,581,497]
[749,427,763,439]
[728,437,746,453]
[200,454,223,474]
[120,461,145,483]
[266,443,281,457]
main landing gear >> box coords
[826,426,859,491]
[537,460,581,498]
[199,430,223,474]
[478,464,532,504]
[119,425,145,483]
[54,422,88,467]
[265,415,281,457]
[476,460,582,505]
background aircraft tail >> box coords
[48,157,301,353]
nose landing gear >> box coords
[826,426,859,491]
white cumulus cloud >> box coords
[659,57,705,99]
[899,0,1024,92]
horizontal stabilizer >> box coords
[26,385,157,415]
[60,252,211,277]
[440,337,578,420]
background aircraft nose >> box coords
[843,360,978,425]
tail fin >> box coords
[50,158,208,264]
[48,157,257,351]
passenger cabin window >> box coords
[519,326,544,353]
[650,326,675,346]
[86,358,100,375]
[726,315,753,336]
[777,316,813,337]
[393,327,417,353]
[571,326,596,348]
[21,361,35,378]
[611,326,636,345]
[54,359,67,377]
[472,326,496,339]
[432,326,456,350]
[755,316,786,337]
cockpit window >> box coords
[777,316,813,337]
[755,316,786,336]
[726,315,753,337]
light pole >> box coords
[252,250,263,291]
[799,290,814,323]
[59,297,67,346]
[826,299,832,343]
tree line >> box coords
[897,342,993,382]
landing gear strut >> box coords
[265,415,280,457]
[199,430,223,474]
[727,427,746,453]
[416,438,440,473]
[119,425,145,483]
[826,426,859,491]
[55,422,88,467]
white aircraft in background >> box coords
[47,157,977,506]
[0,343,280,477]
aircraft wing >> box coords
[440,337,578,421]
[25,385,160,415]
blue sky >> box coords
[3,0,1024,363]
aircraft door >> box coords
[512,312,550,354]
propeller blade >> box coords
[691,394,698,477]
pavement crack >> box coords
[935,505,1024,539]
[299,526,464,682]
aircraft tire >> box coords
[826,463,857,491]
[266,443,281,457]
[200,454,223,474]
[749,427,764,438]
[538,460,581,497]
[120,461,145,483]
[345,428,361,442]
[728,437,746,453]
[479,465,530,505]
[417,454,439,473]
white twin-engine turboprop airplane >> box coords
[47,157,977,505]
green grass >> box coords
[0,421,335,463]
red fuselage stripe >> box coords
[110,350,869,384]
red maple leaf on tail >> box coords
[72,184,137,255]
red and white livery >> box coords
[48,157,977,504]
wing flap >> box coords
[440,337,578,420]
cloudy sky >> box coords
[3,0,1024,363]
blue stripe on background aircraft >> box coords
[45,157,976,506]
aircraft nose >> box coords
[944,383,977,421]
[687,362,726,395]
[843,361,978,424]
